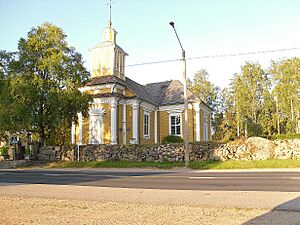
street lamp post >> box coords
[169,21,189,167]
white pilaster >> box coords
[154,110,158,143]
[110,98,118,144]
[71,121,75,144]
[123,104,127,145]
[78,112,83,144]
[132,101,139,144]
[195,103,201,142]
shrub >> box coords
[0,146,8,155]
[162,135,183,144]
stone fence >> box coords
[37,137,300,162]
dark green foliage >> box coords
[0,23,92,146]
[162,135,183,144]
[0,146,8,155]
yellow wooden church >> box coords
[71,19,212,145]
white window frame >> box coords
[169,113,182,137]
[143,111,150,139]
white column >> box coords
[123,104,127,145]
[195,103,201,142]
[78,112,83,144]
[154,110,158,143]
[110,98,118,144]
[132,102,139,144]
[71,121,75,144]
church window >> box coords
[144,112,150,138]
[170,113,181,136]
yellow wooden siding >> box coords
[159,111,169,142]
[125,88,135,97]
[193,108,197,142]
[75,124,79,144]
[126,105,133,144]
[139,109,154,144]
[200,109,204,142]
[117,105,123,145]
[157,111,160,143]
[102,103,111,144]
[82,117,89,144]
[91,88,111,95]
[208,113,212,140]
[182,108,195,142]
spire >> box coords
[107,0,113,28]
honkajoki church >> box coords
[71,16,212,146]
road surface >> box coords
[1,168,300,224]
[0,168,300,192]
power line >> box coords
[125,47,300,67]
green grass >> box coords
[189,159,300,170]
[46,161,185,169]
[44,159,300,170]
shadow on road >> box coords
[243,197,300,225]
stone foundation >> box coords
[38,137,300,162]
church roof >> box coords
[144,80,199,106]
[84,75,127,86]
[85,75,208,108]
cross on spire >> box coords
[107,0,114,28]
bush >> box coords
[162,135,183,144]
[0,146,8,155]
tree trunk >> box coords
[40,128,45,147]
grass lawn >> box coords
[45,161,185,169]
[189,159,300,169]
[44,159,300,170]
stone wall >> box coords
[38,137,300,162]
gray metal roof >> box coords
[85,75,202,107]
[144,80,198,105]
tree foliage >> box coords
[191,58,300,142]
[0,23,92,145]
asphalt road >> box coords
[1,168,300,192]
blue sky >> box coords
[1,0,300,88]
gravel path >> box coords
[1,195,300,225]
[0,182,300,225]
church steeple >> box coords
[108,0,113,28]
[102,0,117,43]
[90,0,128,80]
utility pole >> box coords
[169,21,189,167]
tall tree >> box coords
[271,58,300,134]
[231,62,272,137]
[190,69,218,109]
[0,23,91,145]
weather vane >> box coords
[107,0,114,27]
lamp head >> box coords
[169,21,175,27]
